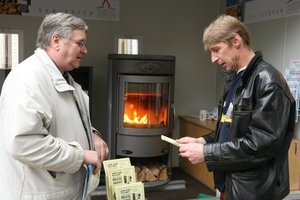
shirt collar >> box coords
[237,66,247,74]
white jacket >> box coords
[0,48,93,199]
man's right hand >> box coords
[177,136,206,144]
[83,150,101,174]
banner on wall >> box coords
[225,0,253,21]
[0,0,120,21]
[226,0,300,23]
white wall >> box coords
[249,16,300,139]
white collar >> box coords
[237,66,247,74]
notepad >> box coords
[161,135,180,147]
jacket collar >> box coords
[222,51,263,98]
[34,48,75,92]
[241,51,263,86]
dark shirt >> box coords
[215,71,243,192]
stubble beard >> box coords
[231,54,240,72]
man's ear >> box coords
[51,35,60,51]
[232,33,242,49]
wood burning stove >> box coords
[107,54,175,184]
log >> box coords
[134,163,169,182]
[135,165,145,182]
[147,164,160,177]
[158,166,168,181]
[144,165,156,182]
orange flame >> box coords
[124,111,148,125]
[123,92,167,127]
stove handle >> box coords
[122,150,133,155]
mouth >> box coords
[219,62,225,67]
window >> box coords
[0,29,23,69]
[114,34,142,55]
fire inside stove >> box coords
[123,92,168,128]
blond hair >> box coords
[203,15,251,50]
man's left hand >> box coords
[92,133,109,170]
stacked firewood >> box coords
[134,163,168,182]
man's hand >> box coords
[177,136,206,144]
[82,150,101,174]
[82,133,109,174]
[92,133,109,173]
[179,143,205,164]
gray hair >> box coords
[203,15,251,50]
[36,12,88,49]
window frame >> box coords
[114,34,143,55]
[0,28,24,69]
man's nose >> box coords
[211,53,218,63]
[81,47,88,54]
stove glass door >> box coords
[119,75,172,135]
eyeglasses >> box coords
[69,38,87,49]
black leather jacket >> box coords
[203,52,296,200]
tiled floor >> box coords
[283,190,300,200]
